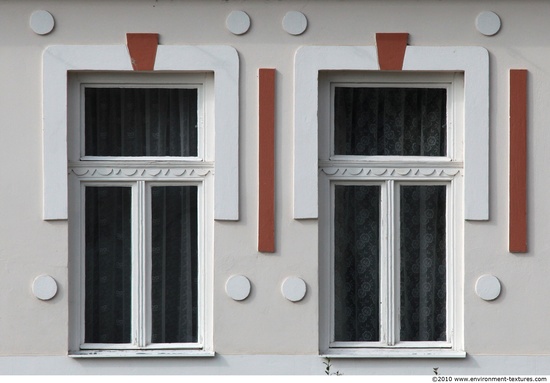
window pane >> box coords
[334,185,380,342]
[334,87,447,156]
[85,187,132,344]
[400,185,446,342]
[151,186,198,343]
[85,88,198,157]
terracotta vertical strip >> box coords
[375,33,408,70]
[509,69,528,253]
[258,68,276,253]
[126,33,159,71]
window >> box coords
[319,72,464,357]
[68,73,214,356]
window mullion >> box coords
[393,180,401,346]
[133,180,147,348]
[386,179,396,346]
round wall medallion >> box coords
[225,275,251,301]
[32,275,58,301]
[226,10,251,35]
[475,274,501,301]
[30,10,55,35]
[476,11,501,36]
[281,277,307,302]
[282,11,307,36]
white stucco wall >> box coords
[1,0,550,374]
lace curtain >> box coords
[334,87,447,156]
[332,86,447,343]
[333,185,446,342]
[334,185,380,342]
[400,185,446,342]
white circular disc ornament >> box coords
[282,11,307,36]
[225,275,251,301]
[30,10,55,35]
[32,275,58,301]
[226,11,251,35]
[281,277,307,302]
[475,274,501,301]
[476,11,501,36]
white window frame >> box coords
[67,73,215,357]
[43,44,239,221]
[318,72,465,358]
[76,78,208,163]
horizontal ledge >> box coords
[322,349,466,359]
[319,160,463,168]
[69,350,215,358]
[71,160,214,167]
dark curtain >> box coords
[84,185,199,345]
[333,185,447,343]
[334,87,447,157]
[85,88,198,157]
[85,186,132,344]
[334,185,380,342]
[400,185,447,341]
[151,186,198,343]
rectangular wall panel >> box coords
[258,68,276,253]
[509,69,528,253]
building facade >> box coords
[0,0,548,374]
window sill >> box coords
[69,349,215,358]
[322,349,466,359]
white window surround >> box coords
[293,45,489,221]
[43,44,239,221]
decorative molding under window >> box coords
[70,168,213,178]
[320,167,462,178]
